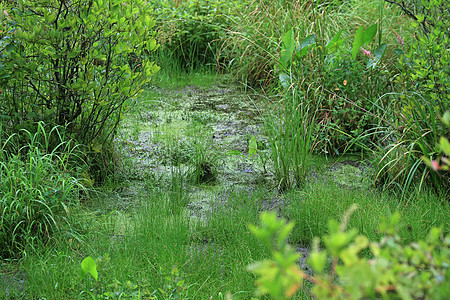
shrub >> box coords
[248,210,449,299]
[374,0,450,195]
[0,0,159,148]
[224,1,411,158]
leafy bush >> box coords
[223,1,410,158]
[265,20,392,187]
[0,123,86,259]
[248,210,449,299]
[422,111,450,173]
[374,0,450,195]
[0,0,159,148]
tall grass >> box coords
[266,88,318,190]
[371,0,450,197]
[222,0,450,196]
[0,123,87,259]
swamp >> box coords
[0,0,449,299]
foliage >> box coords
[279,20,396,155]
[79,254,147,299]
[0,0,159,148]
[265,17,390,188]
[221,0,299,88]
[150,0,239,72]
[249,209,449,299]
[247,212,303,299]
[227,136,270,176]
[79,256,192,299]
[374,0,450,195]
[266,88,316,190]
[0,123,86,259]
[422,111,450,172]
[80,256,98,281]
[189,140,221,184]
[223,1,407,157]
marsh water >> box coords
[1,76,370,297]
[111,77,369,216]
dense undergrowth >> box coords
[0,0,449,299]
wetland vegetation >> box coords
[0,0,448,299]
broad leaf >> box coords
[296,34,316,57]
[441,111,450,126]
[279,73,291,89]
[367,43,387,69]
[280,29,295,70]
[80,256,98,281]
[226,150,242,156]
[326,29,344,51]
[440,137,450,155]
[393,48,404,57]
[363,24,378,44]
[352,26,364,60]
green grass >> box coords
[286,178,449,246]
[2,1,449,299]
[150,64,221,89]
[0,123,87,260]
[8,181,273,299]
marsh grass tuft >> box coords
[0,123,87,259]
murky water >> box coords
[115,83,278,219]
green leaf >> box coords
[249,136,257,158]
[427,227,442,244]
[326,29,344,51]
[440,137,450,155]
[80,256,98,281]
[147,39,158,52]
[279,73,291,89]
[421,156,433,169]
[352,26,364,60]
[441,111,450,126]
[277,221,295,247]
[226,150,242,156]
[308,251,327,272]
[328,219,340,235]
[363,24,378,44]
[280,29,295,70]
[420,0,430,9]
[393,48,404,57]
[367,43,387,69]
[296,34,316,57]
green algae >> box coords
[328,163,370,188]
[115,82,271,221]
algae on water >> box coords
[329,164,369,188]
